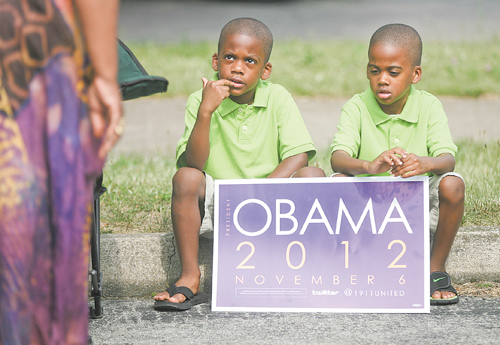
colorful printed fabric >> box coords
[0,1,102,344]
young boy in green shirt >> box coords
[154,17,325,311]
[330,24,465,305]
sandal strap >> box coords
[430,271,457,294]
[164,284,195,301]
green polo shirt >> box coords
[331,86,457,176]
[176,78,316,179]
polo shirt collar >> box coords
[211,73,269,117]
[362,86,419,125]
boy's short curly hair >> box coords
[218,17,273,62]
[369,23,422,66]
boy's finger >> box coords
[384,156,395,166]
[393,147,407,158]
[217,79,235,87]
[400,170,416,178]
[389,154,403,165]
[201,77,209,88]
[396,163,417,178]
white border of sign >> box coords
[212,176,429,313]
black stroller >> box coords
[89,39,168,318]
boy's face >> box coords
[212,33,272,105]
[367,43,422,114]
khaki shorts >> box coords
[199,172,215,237]
[429,172,464,237]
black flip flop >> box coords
[153,284,208,311]
[430,271,459,305]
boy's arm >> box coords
[331,148,408,176]
[267,152,309,178]
[391,152,455,178]
[184,77,234,170]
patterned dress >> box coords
[0,0,102,344]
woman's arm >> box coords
[74,0,123,159]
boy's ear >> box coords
[261,62,272,80]
[412,66,422,84]
[212,53,219,71]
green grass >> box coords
[455,140,500,225]
[127,39,500,98]
[100,140,500,234]
[99,155,175,234]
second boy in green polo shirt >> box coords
[330,24,465,306]
[331,86,457,176]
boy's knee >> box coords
[293,166,326,178]
[172,167,206,196]
[439,175,465,205]
[331,172,352,178]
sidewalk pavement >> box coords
[114,96,500,158]
[98,97,500,298]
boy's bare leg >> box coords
[430,175,465,300]
[292,166,326,177]
[154,167,206,303]
[331,173,352,177]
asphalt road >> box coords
[89,296,500,344]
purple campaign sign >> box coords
[212,177,429,313]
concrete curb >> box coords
[97,227,499,298]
